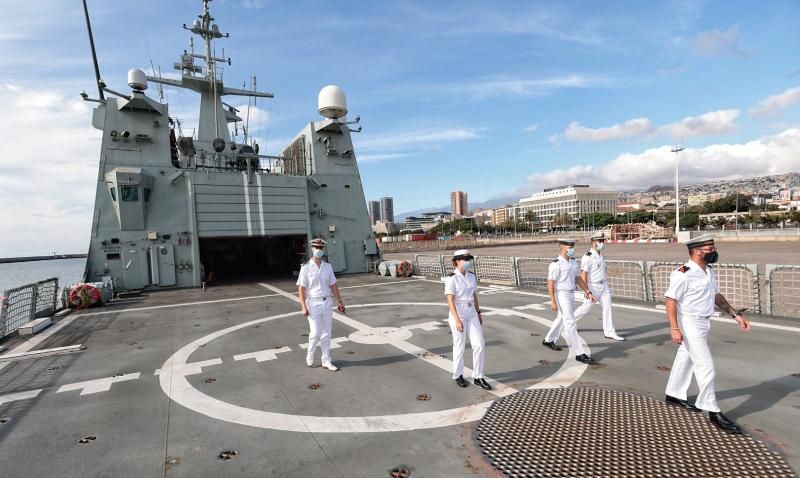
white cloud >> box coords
[656,109,739,139]
[523,124,539,133]
[0,85,101,256]
[356,127,483,151]
[750,86,800,117]
[453,74,614,99]
[559,118,653,143]
[693,25,744,57]
[358,153,415,163]
[553,109,739,143]
[231,104,272,132]
[521,128,800,193]
[242,0,265,9]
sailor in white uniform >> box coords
[571,233,624,341]
[445,249,491,390]
[542,238,597,364]
[664,235,750,434]
[296,238,346,371]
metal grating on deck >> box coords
[476,388,796,478]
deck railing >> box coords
[414,255,800,319]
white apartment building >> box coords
[518,185,618,227]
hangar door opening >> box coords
[199,235,307,283]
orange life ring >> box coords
[68,283,102,309]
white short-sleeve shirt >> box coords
[444,268,477,302]
[664,260,719,317]
[548,255,579,291]
[296,259,337,298]
[581,249,606,283]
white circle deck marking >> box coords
[348,326,413,344]
[158,303,588,433]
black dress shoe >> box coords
[709,412,743,434]
[455,375,469,388]
[542,340,562,351]
[474,378,492,390]
[665,395,701,412]
[575,354,595,364]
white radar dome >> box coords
[318,85,347,119]
[128,68,148,91]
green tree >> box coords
[701,194,754,214]
[552,212,574,230]
[578,212,616,228]
[523,211,539,232]
[682,213,700,229]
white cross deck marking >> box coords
[482,309,517,317]
[155,358,222,376]
[74,293,282,317]
[158,302,588,433]
[389,339,517,398]
[0,345,83,364]
[0,389,42,405]
[513,304,548,311]
[337,279,427,290]
[402,321,445,331]
[298,337,349,350]
[0,314,82,373]
[502,309,590,389]
[234,346,292,362]
[259,283,518,399]
[57,373,141,396]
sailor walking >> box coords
[296,238,346,371]
[664,235,750,433]
[571,233,625,341]
[542,238,597,364]
[445,250,491,390]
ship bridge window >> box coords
[121,186,139,202]
[109,186,117,201]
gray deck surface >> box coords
[1,274,798,477]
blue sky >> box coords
[1,0,800,255]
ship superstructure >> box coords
[81,0,377,291]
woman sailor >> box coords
[445,249,491,390]
[296,238,346,371]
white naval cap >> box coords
[309,238,327,247]
[452,249,474,260]
[685,234,715,249]
[557,238,576,245]
[590,233,606,241]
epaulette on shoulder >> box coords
[468,271,476,275]
[585,251,592,256]
[447,272,455,277]
[552,259,559,263]
[678,265,689,273]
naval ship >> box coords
[81,0,378,292]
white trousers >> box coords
[572,282,617,336]
[544,289,586,356]
[306,297,334,364]
[665,314,720,412]
[449,304,486,379]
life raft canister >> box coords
[68,283,102,309]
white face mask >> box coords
[566,248,575,257]
[312,248,324,258]
[596,242,605,251]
